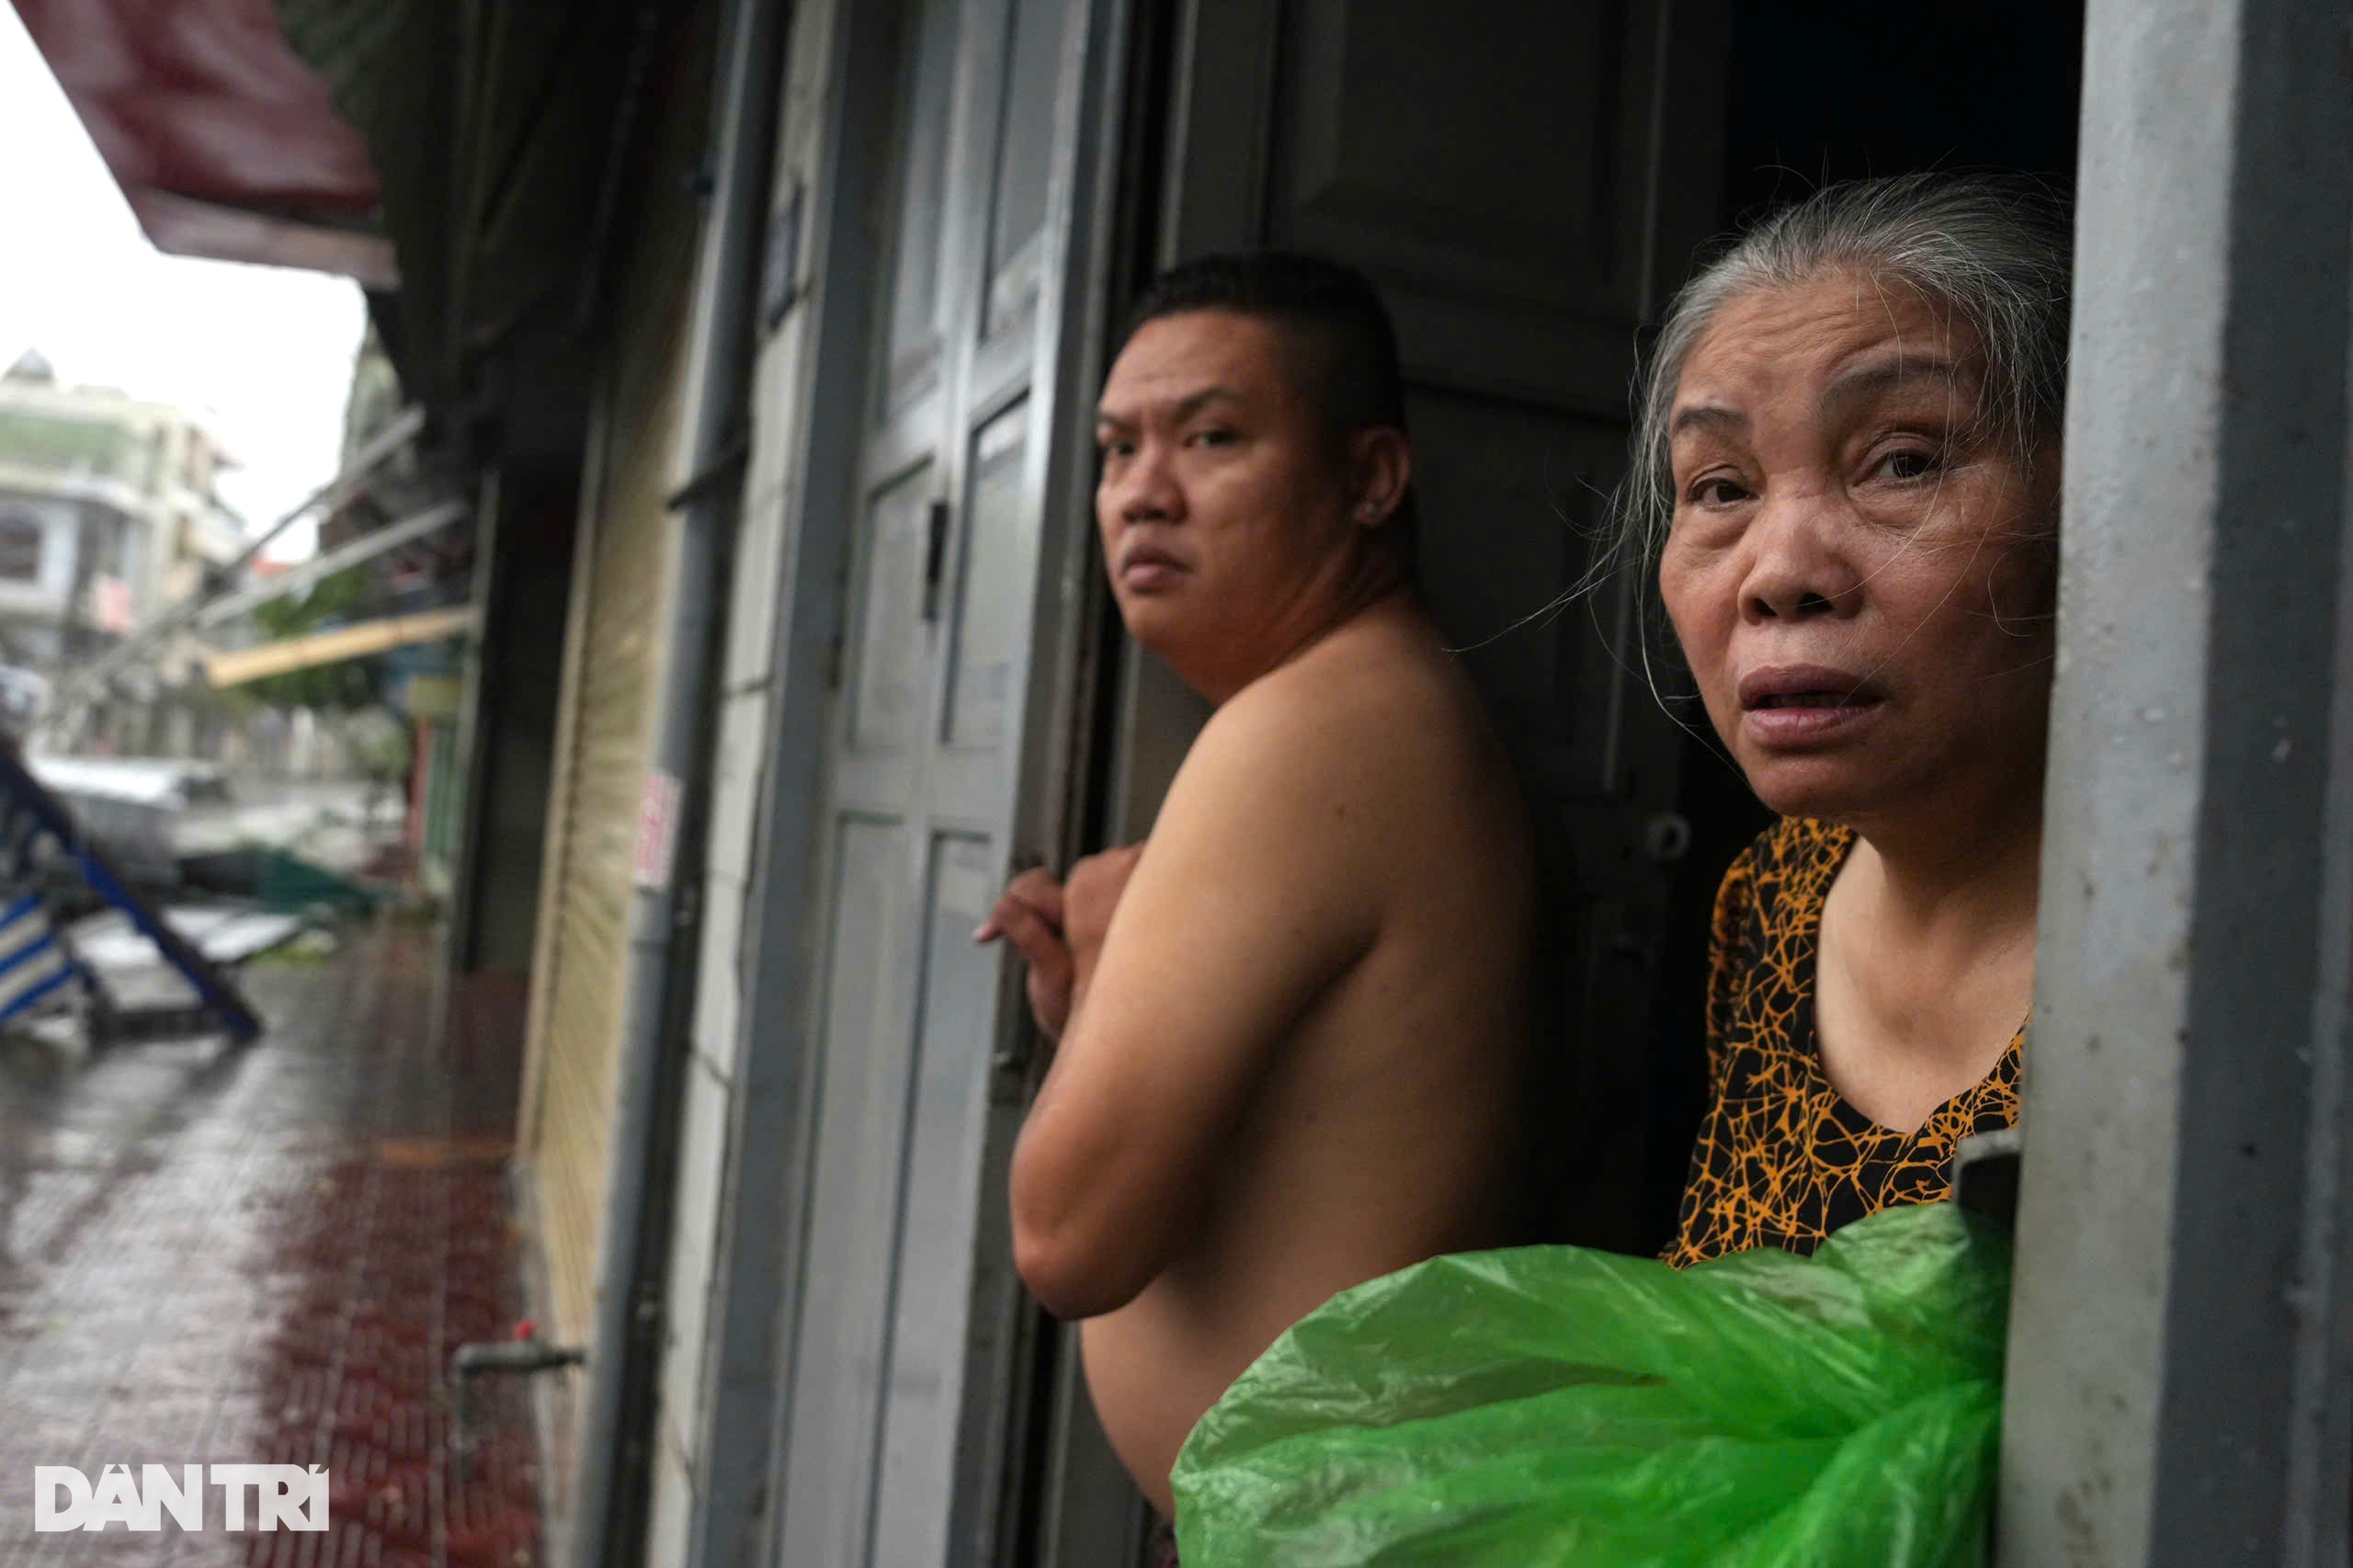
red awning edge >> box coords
[128,186,399,290]
[17,0,391,286]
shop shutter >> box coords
[520,233,696,1351]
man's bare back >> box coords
[1071,599,1533,1512]
[986,259,1538,1517]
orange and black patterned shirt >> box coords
[1661,816,2024,1268]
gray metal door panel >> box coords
[779,813,921,1565]
[869,832,1005,1568]
[1257,0,1717,818]
[883,0,965,411]
[849,464,943,753]
[980,0,1069,339]
[770,0,1109,1561]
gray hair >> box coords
[1603,173,2074,589]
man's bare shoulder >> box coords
[1249,599,1492,745]
[1165,601,1508,844]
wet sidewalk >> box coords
[0,922,542,1565]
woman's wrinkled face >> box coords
[1656,272,2057,827]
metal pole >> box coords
[1997,0,2353,1562]
[41,406,428,738]
[193,498,467,628]
[563,0,788,1562]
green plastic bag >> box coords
[1172,1203,2008,1567]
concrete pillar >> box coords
[1999,0,2353,1563]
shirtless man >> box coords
[978,253,1537,1518]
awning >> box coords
[203,604,476,688]
[25,0,670,415]
[15,0,396,287]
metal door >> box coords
[767,0,1123,1562]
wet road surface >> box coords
[0,922,540,1565]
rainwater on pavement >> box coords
[0,921,543,1566]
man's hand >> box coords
[978,846,1144,1044]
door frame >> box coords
[676,0,909,1561]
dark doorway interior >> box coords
[1720,2,2085,219]
[1637,1,2087,1252]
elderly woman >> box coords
[1625,175,2072,1267]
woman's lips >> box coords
[1736,665,1886,746]
[1742,699,1883,745]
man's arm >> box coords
[1008,681,1387,1318]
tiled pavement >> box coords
[0,923,541,1566]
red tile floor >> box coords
[0,923,542,1565]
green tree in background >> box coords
[240,565,386,712]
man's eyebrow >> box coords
[1095,384,1246,429]
[1669,403,1746,439]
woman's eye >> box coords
[1188,428,1237,449]
[1874,446,1943,483]
[1688,475,1748,506]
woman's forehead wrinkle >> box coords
[1815,355,1977,425]
[1683,300,1981,425]
[1677,301,1844,413]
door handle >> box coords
[921,498,950,622]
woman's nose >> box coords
[1739,496,1860,622]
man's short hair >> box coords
[1123,251,1410,450]
[1122,250,1416,538]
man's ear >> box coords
[1347,426,1412,530]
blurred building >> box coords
[0,347,245,750]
